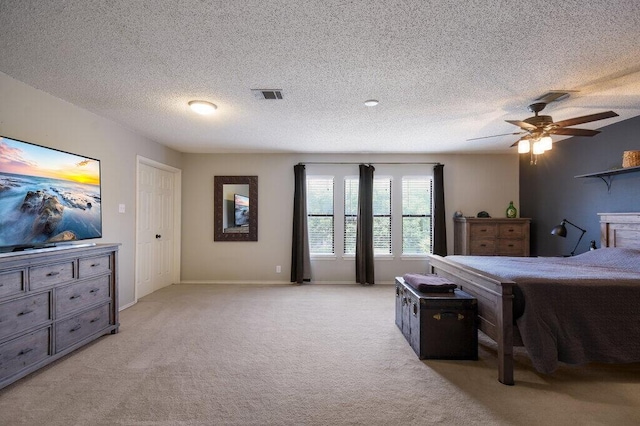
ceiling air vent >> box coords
[251,89,284,100]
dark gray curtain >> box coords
[291,164,311,283]
[355,164,375,285]
[432,164,447,256]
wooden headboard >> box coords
[599,213,640,249]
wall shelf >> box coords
[575,165,640,192]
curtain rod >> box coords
[298,162,442,165]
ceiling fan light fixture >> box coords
[188,100,217,115]
[540,135,552,151]
[364,99,379,107]
[517,139,530,154]
[532,140,545,155]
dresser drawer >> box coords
[497,239,525,256]
[56,275,111,317]
[0,327,51,381]
[55,303,111,351]
[0,293,51,340]
[29,262,75,290]
[470,224,497,238]
[469,239,496,255]
[0,269,26,299]
[79,255,111,278]
[498,223,525,238]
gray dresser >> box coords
[0,244,119,390]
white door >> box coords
[136,161,178,299]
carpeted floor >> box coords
[1,284,639,425]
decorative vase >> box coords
[506,201,517,218]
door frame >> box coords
[134,156,182,303]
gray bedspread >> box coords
[447,248,640,373]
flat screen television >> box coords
[234,193,249,227]
[0,135,102,253]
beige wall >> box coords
[0,72,183,307]
[180,153,519,284]
[1,71,520,292]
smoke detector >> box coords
[251,89,284,100]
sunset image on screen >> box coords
[0,138,100,185]
[0,136,102,249]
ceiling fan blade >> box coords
[505,120,537,131]
[467,131,525,141]
[534,91,571,104]
[553,111,619,128]
[550,128,600,137]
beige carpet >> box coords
[1,284,639,425]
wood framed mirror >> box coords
[214,176,258,241]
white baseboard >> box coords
[119,300,137,311]
[178,280,394,286]
[178,280,292,285]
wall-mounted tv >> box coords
[234,193,249,227]
[0,135,102,253]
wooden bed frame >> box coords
[427,212,640,385]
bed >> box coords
[427,212,640,385]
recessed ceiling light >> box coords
[188,100,217,115]
[364,99,379,107]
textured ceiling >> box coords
[1,0,640,154]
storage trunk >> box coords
[396,277,478,360]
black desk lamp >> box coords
[550,219,587,256]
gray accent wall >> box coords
[520,116,640,256]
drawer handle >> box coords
[69,294,82,300]
[70,325,82,332]
[508,244,514,247]
[91,263,101,267]
[480,244,487,247]
[508,229,514,232]
[412,303,418,317]
[0,283,4,287]
[46,271,60,277]
[90,317,101,323]
[19,348,34,356]
[480,229,487,232]
[89,288,100,294]
[18,309,34,316]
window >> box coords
[344,177,392,255]
[308,170,432,259]
[307,177,334,254]
[402,176,432,254]
[344,178,357,254]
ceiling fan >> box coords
[469,92,619,162]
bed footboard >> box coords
[428,254,517,385]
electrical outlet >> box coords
[276,265,281,273]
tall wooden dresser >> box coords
[0,243,119,390]
[454,217,531,256]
